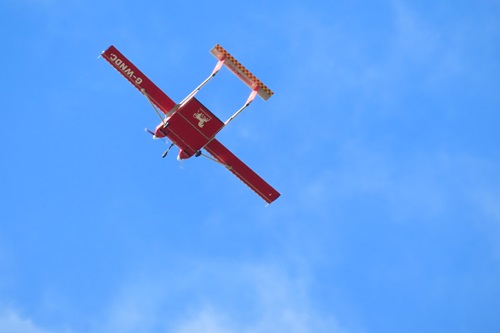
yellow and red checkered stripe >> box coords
[210,44,274,101]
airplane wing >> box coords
[205,139,280,204]
[101,45,176,114]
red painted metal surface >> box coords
[102,45,280,204]
[154,97,224,159]
[205,139,280,204]
[101,46,176,114]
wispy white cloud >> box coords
[170,263,346,333]
[172,308,232,333]
[83,261,349,333]
[254,1,499,225]
[294,143,499,223]
[262,0,481,116]
[0,310,55,333]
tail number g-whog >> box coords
[109,53,143,85]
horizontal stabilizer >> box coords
[210,44,274,101]
[205,139,280,204]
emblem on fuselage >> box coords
[193,109,212,128]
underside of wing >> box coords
[205,139,280,204]
[101,45,176,114]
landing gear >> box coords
[195,150,202,157]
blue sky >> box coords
[1,0,499,332]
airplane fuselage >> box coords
[153,97,224,160]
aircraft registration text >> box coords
[109,53,143,85]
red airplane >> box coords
[101,44,280,204]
